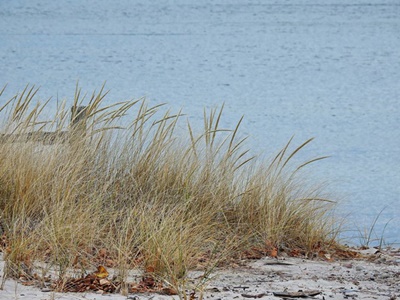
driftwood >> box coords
[0,131,69,144]
[241,293,267,298]
[0,106,87,145]
[273,290,321,298]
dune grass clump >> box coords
[0,85,339,297]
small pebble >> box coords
[355,266,364,271]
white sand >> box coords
[1,248,399,300]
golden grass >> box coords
[0,85,340,297]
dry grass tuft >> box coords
[0,85,340,297]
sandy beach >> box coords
[1,247,399,300]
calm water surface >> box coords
[1,0,399,245]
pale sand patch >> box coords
[0,248,399,300]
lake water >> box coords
[1,0,399,245]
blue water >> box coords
[1,0,399,245]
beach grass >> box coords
[0,85,340,297]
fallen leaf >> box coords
[270,247,278,258]
[94,265,109,278]
[99,278,110,285]
[324,253,332,261]
[145,265,155,273]
[160,287,178,295]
